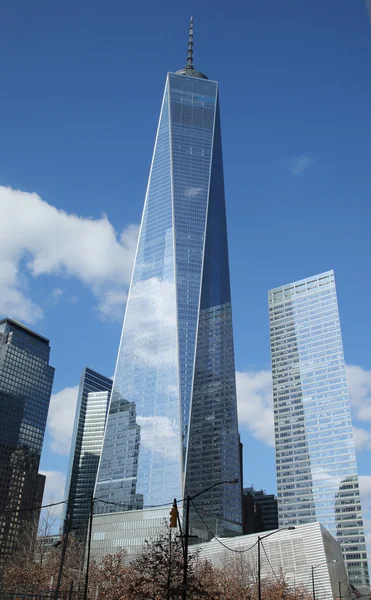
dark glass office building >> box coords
[0,318,54,560]
[63,368,112,540]
[243,487,278,534]
[94,21,242,537]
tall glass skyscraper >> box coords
[0,318,54,560]
[269,271,369,586]
[64,368,112,540]
[94,19,242,535]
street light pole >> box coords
[257,527,295,600]
[338,580,342,600]
[181,479,238,600]
[312,566,316,600]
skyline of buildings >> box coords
[93,19,242,540]
[269,270,369,586]
[63,367,112,540]
[0,318,54,560]
[0,15,371,592]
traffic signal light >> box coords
[170,503,178,528]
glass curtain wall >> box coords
[94,71,242,534]
[269,271,369,586]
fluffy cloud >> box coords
[136,415,178,458]
[347,365,371,451]
[347,365,371,423]
[353,426,371,452]
[0,185,138,323]
[236,370,274,447]
[47,385,79,455]
[39,470,66,522]
[359,476,371,562]
[279,155,317,175]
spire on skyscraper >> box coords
[175,15,208,80]
[186,15,194,69]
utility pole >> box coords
[83,496,94,600]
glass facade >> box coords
[94,69,242,534]
[0,318,55,560]
[269,271,369,586]
[64,368,112,540]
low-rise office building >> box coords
[195,522,351,600]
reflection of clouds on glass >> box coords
[184,186,203,198]
[124,277,177,368]
[311,466,342,486]
[136,415,178,458]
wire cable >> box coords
[190,499,259,554]
[94,496,182,511]
[1,498,68,516]
[0,492,183,519]
[0,491,93,517]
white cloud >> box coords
[184,186,203,198]
[39,470,66,520]
[46,385,79,455]
[97,288,128,321]
[136,415,178,458]
[122,277,178,368]
[279,155,317,175]
[347,365,371,423]
[359,476,371,564]
[0,185,138,323]
[51,287,63,304]
[236,370,274,447]
[359,476,371,503]
[353,426,371,452]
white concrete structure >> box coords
[194,523,351,600]
[91,505,239,561]
[91,507,174,561]
[90,514,353,600]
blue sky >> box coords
[1,0,371,561]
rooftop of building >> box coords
[0,317,50,345]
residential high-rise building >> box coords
[64,368,112,540]
[93,18,242,543]
[269,271,369,586]
[0,318,54,560]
